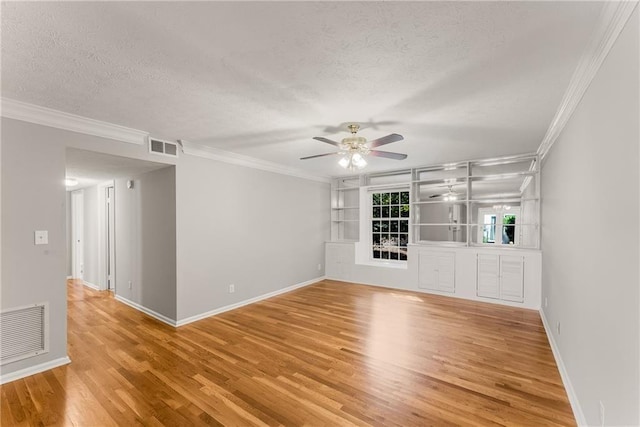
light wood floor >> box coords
[1,279,575,426]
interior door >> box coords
[106,186,116,291]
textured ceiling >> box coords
[2,2,603,177]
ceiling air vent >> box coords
[148,137,179,158]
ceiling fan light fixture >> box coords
[339,152,367,170]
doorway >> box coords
[105,185,116,291]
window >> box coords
[371,191,410,261]
[478,206,520,245]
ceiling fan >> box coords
[429,185,462,201]
[300,124,407,170]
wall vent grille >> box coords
[148,137,178,158]
[1,303,49,365]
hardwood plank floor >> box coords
[1,279,575,426]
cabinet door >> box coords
[418,252,438,290]
[436,253,455,293]
[500,255,524,302]
[477,254,499,299]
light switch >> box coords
[34,230,48,245]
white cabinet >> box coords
[477,254,524,302]
[419,251,455,293]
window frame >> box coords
[477,206,521,246]
[368,187,411,264]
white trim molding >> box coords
[0,356,71,385]
[176,276,325,327]
[82,281,101,291]
[538,1,639,160]
[540,309,586,426]
[114,295,177,327]
[182,140,331,184]
[1,98,149,145]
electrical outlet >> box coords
[556,321,561,335]
[317,263,322,271]
[599,401,605,426]
[229,284,235,293]
[128,280,132,289]
[544,297,548,308]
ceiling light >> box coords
[339,152,367,170]
[65,178,78,187]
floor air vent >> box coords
[1,303,49,365]
[148,137,178,157]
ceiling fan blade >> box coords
[429,194,444,198]
[300,152,340,160]
[369,150,408,160]
[313,136,341,147]
[368,133,404,148]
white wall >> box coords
[115,166,177,320]
[66,191,72,277]
[175,154,330,322]
[540,7,639,426]
[80,186,99,287]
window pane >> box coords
[370,190,409,262]
[503,214,516,244]
[483,214,497,243]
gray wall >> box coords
[1,120,68,373]
[115,166,177,320]
[541,8,639,426]
[175,154,330,321]
[0,118,176,376]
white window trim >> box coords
[358,185,411,266]
[477,207,521,246]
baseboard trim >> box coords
[540,309,585,426]
[82,280,101,291]
[325,277,540,311]
[114,295,177,327]
[176,276,325,327]
[0,356,71,385]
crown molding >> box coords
[1,98,148,145]
[182,140,331,183]
[1,97,330,182]
[537,1,638,160]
